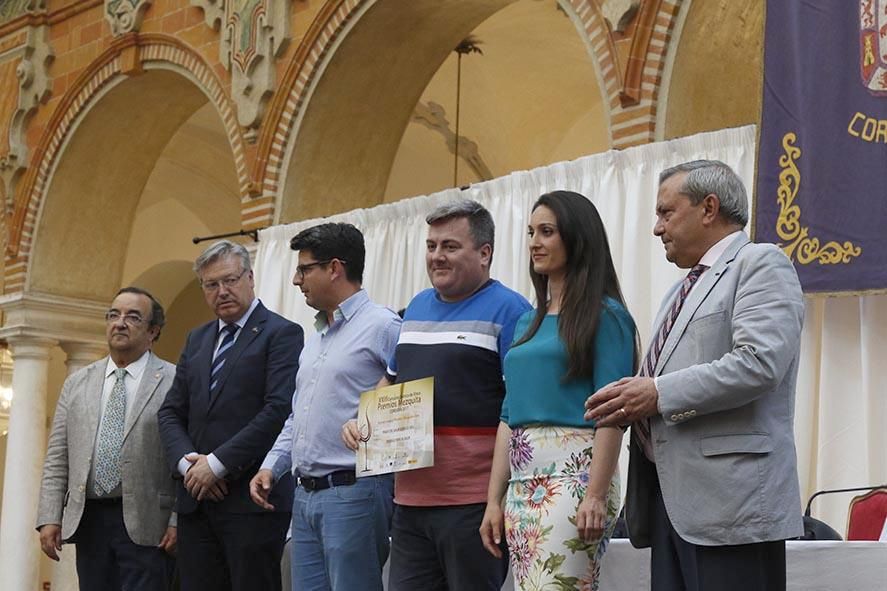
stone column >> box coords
[61,342,107,376]
[0,336,56,591]
[0,291,107,591]
[49,342,107,591]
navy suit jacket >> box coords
[158,301,303,514]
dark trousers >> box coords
[74,500,173,591]
[177,503,290,591]
[649,474,786,591]
[388,503,508,591]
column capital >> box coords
[59,341,108,359]
[60,341,108,375]
[4,335,57,361]
[0,290,106,345]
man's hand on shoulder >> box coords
[38,524,63,561]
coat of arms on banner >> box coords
[860,0,887,94]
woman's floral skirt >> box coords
[505,425,620,591]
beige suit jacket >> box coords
[36,351,177,546]
[626,233,805,547]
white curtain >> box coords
[255,125,886,536]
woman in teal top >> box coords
[499,301,635,427]
[480,191,637,591]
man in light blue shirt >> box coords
[250,223,401,591]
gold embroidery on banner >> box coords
[863,37,876,68]
[775,132,862,265]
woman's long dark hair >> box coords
[513,191,638,380]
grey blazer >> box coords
[625,232,805,547]
[36,352,177,546]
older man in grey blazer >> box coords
[37,287,177,591]
[586,160,804,591]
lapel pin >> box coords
[252,327,259,333]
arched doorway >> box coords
[1,61,241,591]
[276,0,611,222]
[29,68,240,302]
[383,0,611,201]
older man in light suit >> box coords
[586,160,804,591]
[37,286,177,591]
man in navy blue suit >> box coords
[158,240,303,591]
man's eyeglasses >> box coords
[105,311,146,326]
[295,259,346,279]
[201,269,248,292]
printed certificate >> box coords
[356,377,434,476]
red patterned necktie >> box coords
[634,264,708,461]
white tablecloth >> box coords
[375,539,887,590]
[590,540,887,591]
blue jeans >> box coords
[290,474,394,591]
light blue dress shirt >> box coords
[262,289,401,479]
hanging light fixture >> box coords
[0,348,12,418]
[0,387,11,415]
[453,35,483,187]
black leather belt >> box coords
[297,470,356,492]
[87,497,122,505]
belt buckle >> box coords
[337,472,356,486]
[300,476,317,492]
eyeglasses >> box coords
[201,269,247,292]
[105,311,146,326]
[294,259,346,279]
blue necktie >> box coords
[210,324,239,395]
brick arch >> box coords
[5,34,249,293]
[608,0,685,148]
[250,0,373,228]
[560,0,623,137]
[252,0,620,228]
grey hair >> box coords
[425,200,495,259]
[193,240,252,275]
[659,160,749,226]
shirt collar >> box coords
[217,297,260,333]
[105,349,150,381]
[313,289,368,333]
[699,230,742,268]
[434,278,495,303]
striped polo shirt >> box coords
[387,279,531,506]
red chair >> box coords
[846,488,887,540]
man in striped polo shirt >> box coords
[347,200,531,590]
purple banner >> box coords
[755,0,887,294]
